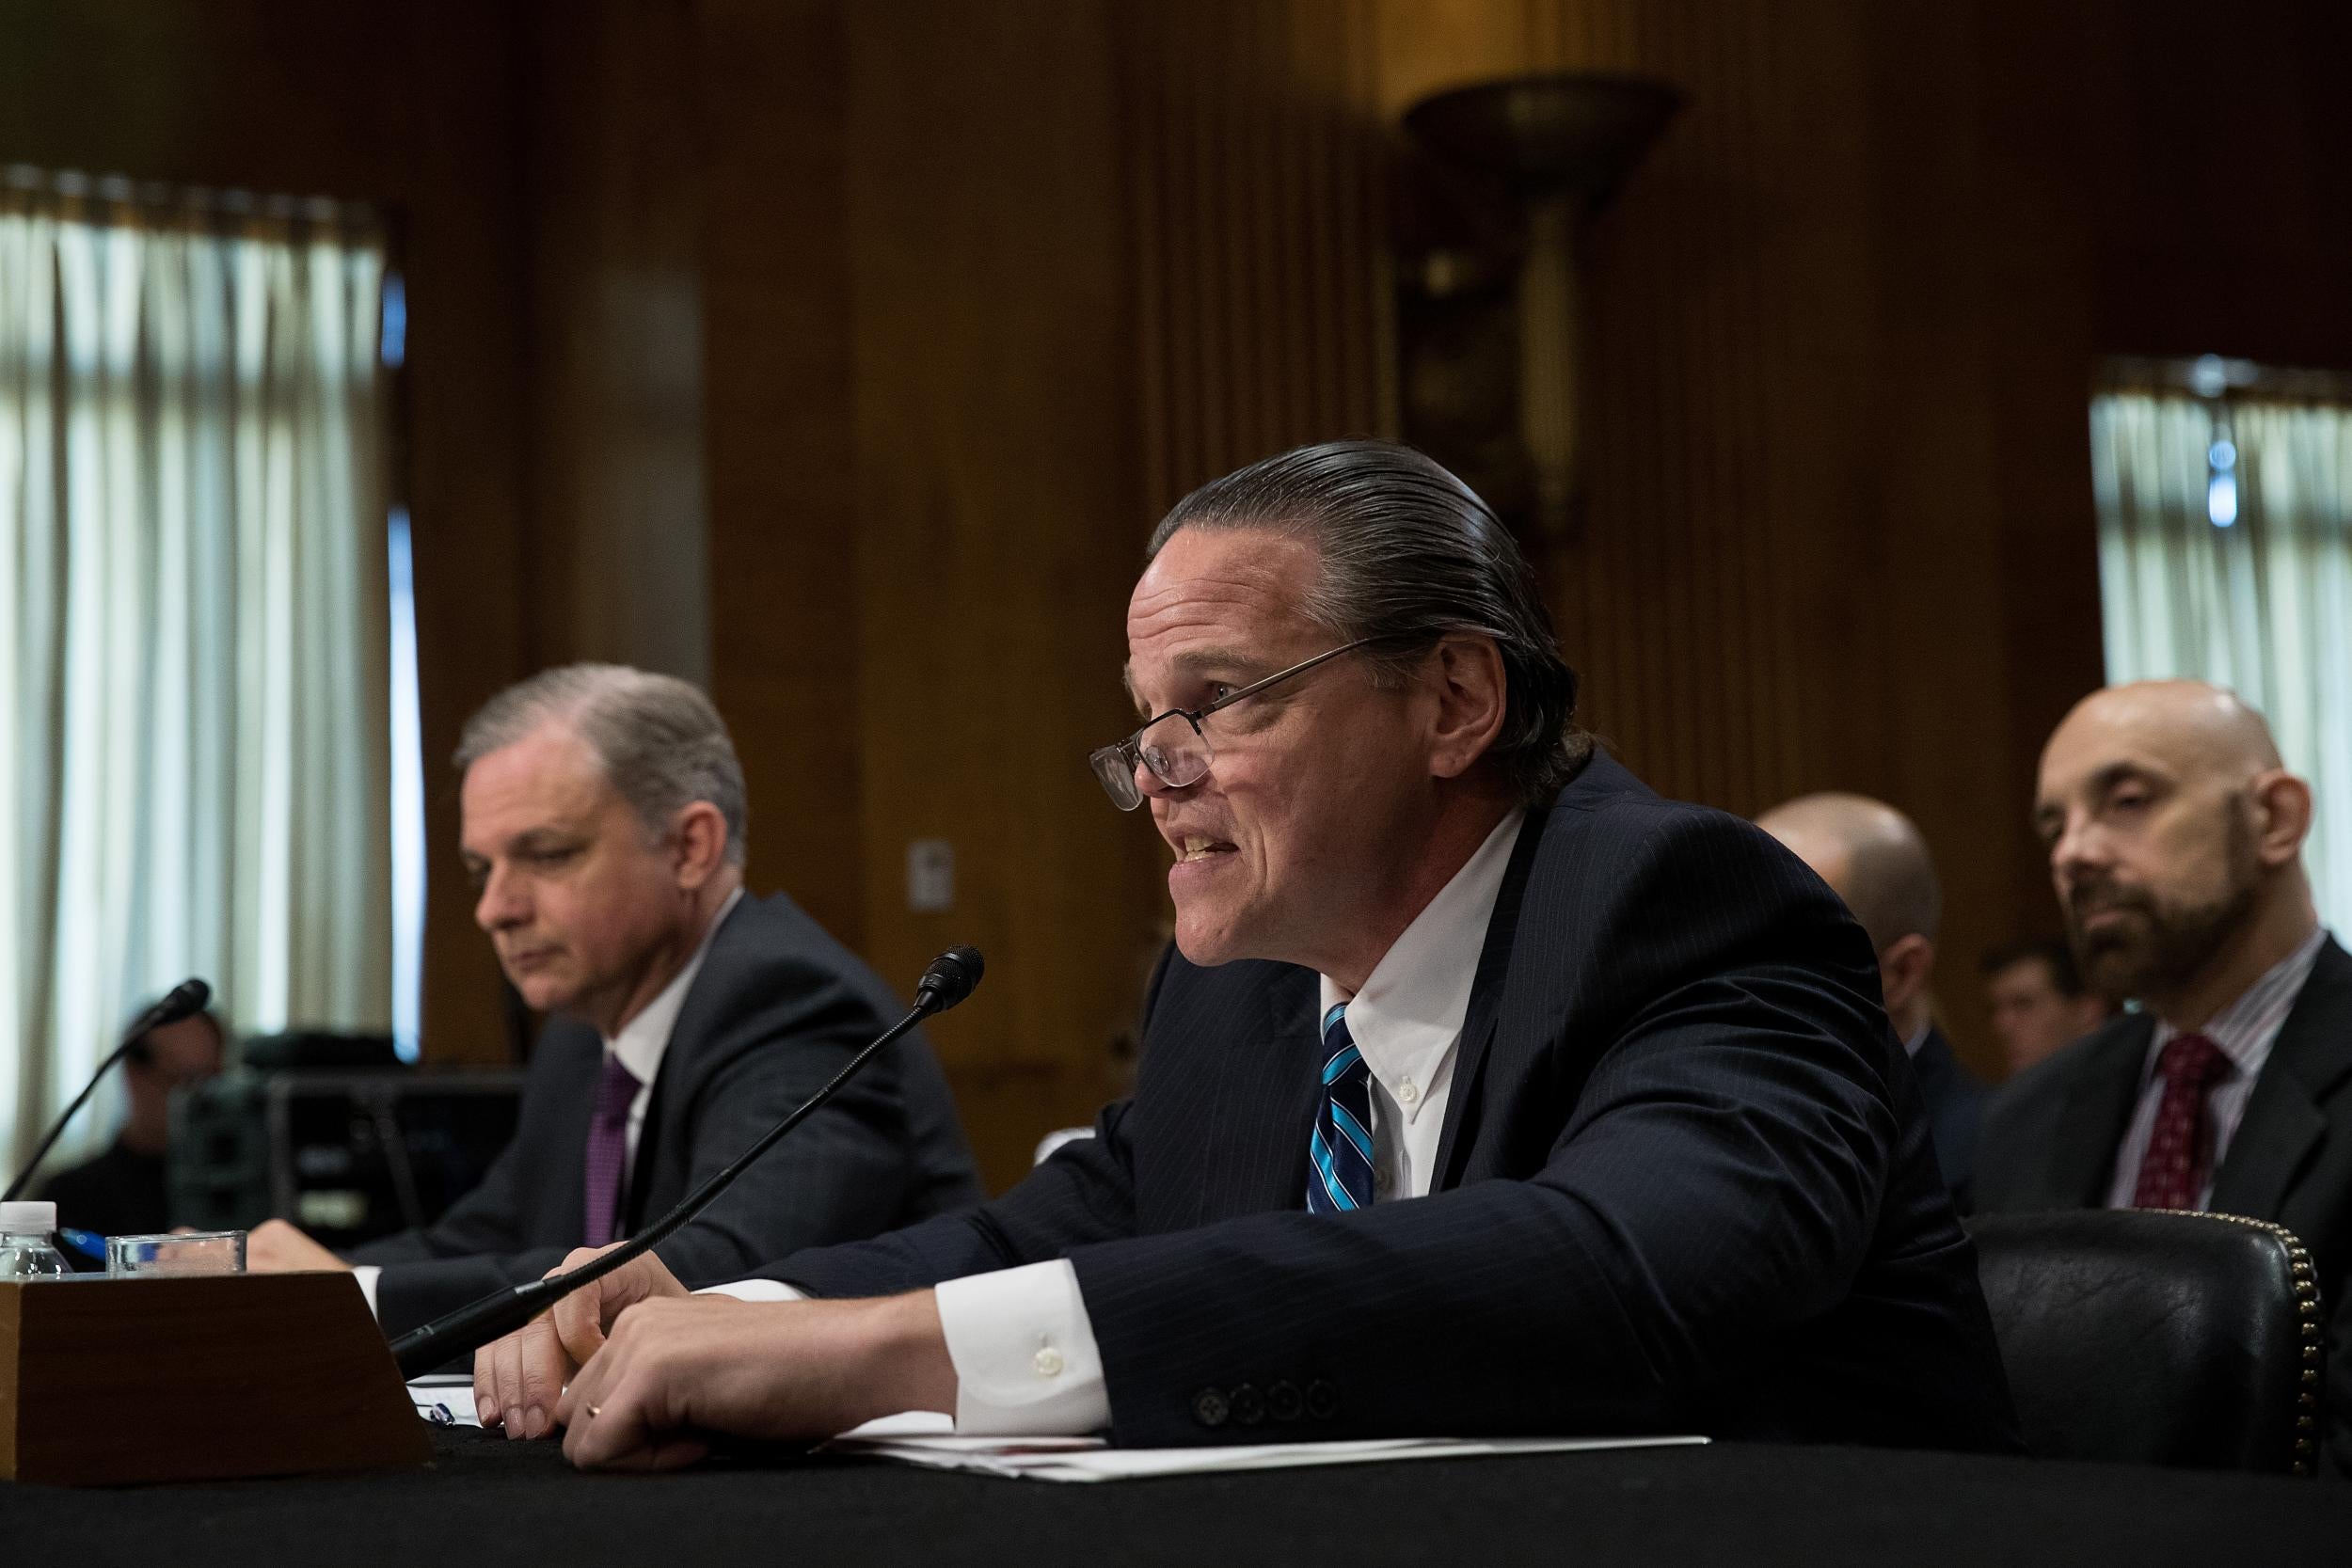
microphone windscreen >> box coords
[152,978,213,1026]
[916,946,985,1012]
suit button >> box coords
[1229,1384,1265,1426]
[1191,1388,1230,1428]
[1266,1381,1304,1422]
[1306,1379,1339,1420]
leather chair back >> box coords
[1965,1210,2323,1474]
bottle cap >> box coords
[0,1199,57,1232]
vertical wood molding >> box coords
[697,0,867,950]
[524,0,710,684]
[843,0,1161,1186]
[1121,0,1394,515]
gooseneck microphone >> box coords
[388,946,986,1379]
[3,978,214,1204]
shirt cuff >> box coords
[353,1265,382,1320]
[698,1277,803,1303]
[934,1259,1110,1435]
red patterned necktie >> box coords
[581,1053,642,1246]
[2129,1032,2230,1211]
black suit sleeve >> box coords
[342,1035,584,1325]
[362,924,982,1337]
[753,813,1909,1446]
[739,945,1178,1297]
[1069,812,1904,1444]
[345,1038,573,1275]
[343,1155,527,1268]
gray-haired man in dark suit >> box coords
[476,444,2016,1467]
[246,665,982,1346]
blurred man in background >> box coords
[39,1006,226,1237]
[1759,793,1984,1200]
[1976,680,2350,1474]
[1979,936,2111,1077]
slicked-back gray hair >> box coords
[455,664,749,865]
[1147,440,1591,802]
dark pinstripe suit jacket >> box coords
[351,894,984,1337]
[750,755,2020,1450]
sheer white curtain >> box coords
[2090,389,2352,932]
[0,179,392,1171]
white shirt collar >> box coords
[603,887,745,1086]
[1317,810,1525,1125]
[2144,924,2329,1084]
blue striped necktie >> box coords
[1307,1003,1376,1212]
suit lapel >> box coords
[1171,961,1321,1222]
[1432,784,1558,1188]
[531,1024,600,1249]
[2210,939,2352,1219]
[1253,970,1326,1211]
[617,895,752,1231]
[2040,1019,2155,1208]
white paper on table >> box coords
[408,1374,483,1429]
[826,1412,1707,1482]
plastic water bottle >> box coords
[0,1199,72,1279]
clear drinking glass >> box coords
[105,1230,247,1276]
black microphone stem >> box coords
[2,1041,135,1204]
[389,998,939,1379]
[4,977,212,1203]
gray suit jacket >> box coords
[1975,936,2352,1473]
[350,893,984,1336]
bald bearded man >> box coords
[1975,680,2352,1474]
[1760,794,1985,1199]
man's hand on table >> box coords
[246,1219,353,1274]
[470,1243,960,1466]
[474,1243,690,1439]
[556,1290,956,1471]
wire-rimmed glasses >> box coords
[1087,639,1374,811]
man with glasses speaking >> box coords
[476,441,2019,1465]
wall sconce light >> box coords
[1398,74,1680,554]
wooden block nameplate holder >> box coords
[0,1272,429,1485]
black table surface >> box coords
[9,1427,2351,1566]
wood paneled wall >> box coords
[519,0,711,686]
[1119,3,1395,512]
[670,1,1168,1185]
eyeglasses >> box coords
[1087,639,1375,811]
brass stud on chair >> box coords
[2150,1210,2324,1476]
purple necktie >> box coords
[581,1053,642,1247]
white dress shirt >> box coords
[712,811,1527,1434]
[358,888,742,1317]
[2102,924,2328,1211]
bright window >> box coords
[2090,357,2352,932]
[0,167,405,1165]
